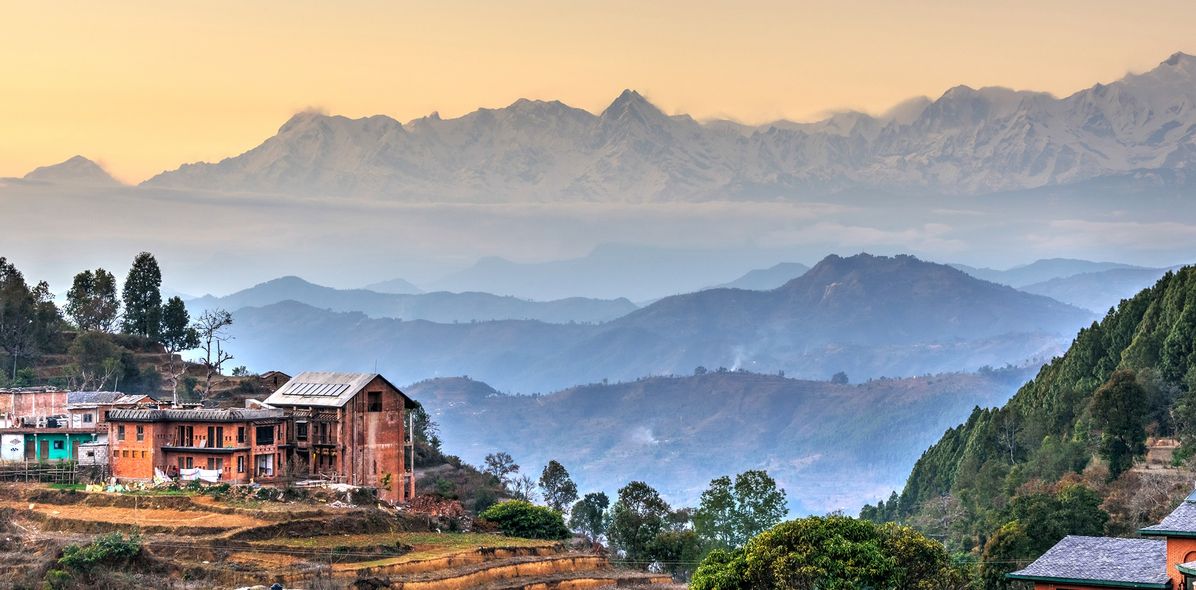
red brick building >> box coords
[263,372,418,502]
[107,408,288,484]
[1010,491,1196,589]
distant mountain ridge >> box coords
[188,275,637,324]
[226,254,1094,393]
[410,369,1031,514]
[1020,266,1182,312]
[950,258,1148,288]
[712,262,811,291]
[21,156,120,186]
[142,53,1196,200]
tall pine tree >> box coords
[121,252,163,338]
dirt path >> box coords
[1,500,268,529]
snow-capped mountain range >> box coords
[44,52,1196,201]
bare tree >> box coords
[193,309,234,396]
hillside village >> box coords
[4,248,1196,590]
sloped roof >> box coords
[1140,492,1196,537]
[1007,536,1168,588]
[67,391,125,405]
[262,372,418,409]
[108,408,285,423]
[67,392,152,407]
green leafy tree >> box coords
[539,460,579,513]
[691,516,960,590]
[979,484,1108,589]
[478,500,570,540]
[483,451,520,487]
[121,252,162,338]
[649,529,705,581]
[694,470,788,549]
[608,481,672,563]
[0,258,61,379]
[569,492,610,542]
[65,268,119,332]
[66,332,124,390]
[1091,369,1148,479]
[158,296,198,404]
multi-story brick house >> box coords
[107,408,288,484]
[263,372,418,502]
[1010,490,1196,589]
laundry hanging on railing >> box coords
[179,467,221,483]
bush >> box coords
[478,500,570,540]
[46,532,143,588]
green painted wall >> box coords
[23,433,96,461]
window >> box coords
[367,391,383,412]
[177,425,193,447]
[103,411,109,421]
[237,456,245,473]
[296,422,308,440]
[122,450,129,458]
[117,425,125,441]
[141,450,146,458]
[255,425,274,445]
[52,440,64,450]
[82,413,93,423]
[135,425,144,441]
[237,427,245,444]
[85,451,94,458]
[113,450,118,458]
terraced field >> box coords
[0,484,683,589]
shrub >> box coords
[45,532,143,588]
[478,500,570,540]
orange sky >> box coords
[2,0,1194,183]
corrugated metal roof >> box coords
[263,371,418,409]
[1007,536,1168,587]
[108,408,285,423]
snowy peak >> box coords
[142,51,1196,200]
[23,156,121,186]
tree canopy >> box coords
[691,515,961,590]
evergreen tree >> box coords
[65,268,119,332]
[538,460,579,513]
[1091,369,1148,479]
[121,252,162,338]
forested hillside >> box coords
[870,266,1196,587]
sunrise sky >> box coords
[3,0,1195,183]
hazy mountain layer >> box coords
[224,254,1093,392]
[711,262,811,290]
[188,275,636,324]
[144,53,1196,201]
[408,369,1030,514]
[1019,266,1180,313]
[950,258,1148,288]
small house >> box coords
[1011,490,1196,589]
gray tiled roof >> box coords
[1141,496,1196,536]
[107,408,284,423]
[263,371,417,408]
[67,391,125,405]
[1007,536,1168,587]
